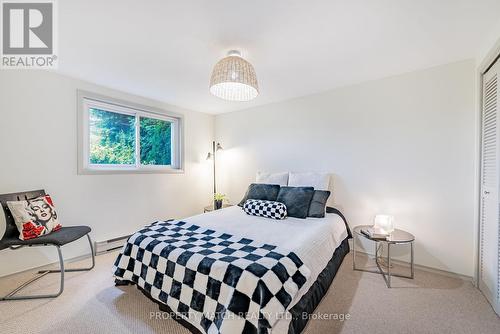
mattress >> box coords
[183,206,348,333]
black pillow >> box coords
[238,183,281,207]
[276,186,315,219]
[308,190,331,218]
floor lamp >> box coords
[206,141,223,207]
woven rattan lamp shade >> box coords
[209,50,259,101]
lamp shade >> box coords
[209,50,259,102]
[373,214,395,234]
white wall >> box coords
[476,18,500,68]
[0,60,478,277]
[215,60,476,276]
[0,70,214,277]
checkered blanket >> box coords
[113,220,310,334]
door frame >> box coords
[475,37,500,290]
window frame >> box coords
[77,90,184,174]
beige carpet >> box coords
[0,250,499,334]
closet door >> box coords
[479,58,500,315]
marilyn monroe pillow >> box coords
[7,195,62,240]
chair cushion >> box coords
[7,194,62,240]
[0,226,91,250]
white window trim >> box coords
[77,90,184,174]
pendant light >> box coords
[209,50,259,101]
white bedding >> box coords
[184,205,348,333]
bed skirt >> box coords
[115,237,350,334]
[287,237,350,334]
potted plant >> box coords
[214,193,227,210]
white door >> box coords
[479,58,500,315]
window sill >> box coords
[77,167,185,175]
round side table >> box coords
[352,225,415,288]
[203,204,233,213]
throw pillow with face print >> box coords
[7,195,62,240]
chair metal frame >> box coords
[0,190,95,301]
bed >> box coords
[113,205,351,334]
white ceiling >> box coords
[58,0,500,114]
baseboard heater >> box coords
[94,235,131,255]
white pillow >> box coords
[256,172,289,186]
[288,172,330,190]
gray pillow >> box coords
[238,183,281,207]
[308,190,331,218]
[276,186,315,219]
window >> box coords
[78,91,183,174]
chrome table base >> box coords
[353,235,414,288]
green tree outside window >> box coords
[89,108,172,166]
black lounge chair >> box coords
[0,189,95,300]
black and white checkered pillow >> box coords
[243,199,287,219]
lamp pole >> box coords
[207,141,223,208]
[212,140,217,197]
